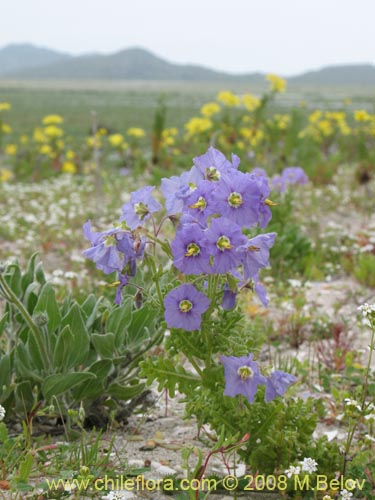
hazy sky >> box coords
[1,0,374,75]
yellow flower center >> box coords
[206,167,221,181]
[237,366,254,380]
[228,192,243,207]
[216,236,233,251]
[179,300,193,313]
[104,235,116,246]
[189,196,207,211]
[134,202,149,220]
[185,243,201,257]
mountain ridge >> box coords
[0,43,374,84]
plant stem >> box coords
[0,273,49,370]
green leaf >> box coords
[14,344,43,382]
[0,312,9,337]
[26,332,45,372]
[14,381,34,411]
[125,304,155,350]
[35,261,46,285]
[0,422,9,442]
[23,282,40,314]
[34,283,61,332]
[107,382,146,400]
[86,359,112,381]
[106,298,133,347]
[72,360,112,400]
[92,332,116,358]
[6,263,22,297]
[16,453,34,483]
[42,372,96,401]
[53,324,75,370]
[0,353,11,394]
[21,253,38,293]
[60,303,90,366]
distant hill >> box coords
[290,64,375,85]
[1,43,374,85]
[3,46,264,83]
[0,43,71,76]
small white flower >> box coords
[358,302,375,318]
[284,465,300,478]
[364,434,375,443]
[300,457,318,473]
[323,495,333,500]
[0,405,5,421]
[104,491,135,500]
[344,398,361,411]
[340,489,353,500]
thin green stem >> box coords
[0,273,49,370]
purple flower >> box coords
[265,371,296,402]
[282,167,308,186]
[272,167,309,193]
[164,284,210,331]
[251,167,268,177]
[249,173,273,229]
[206,217,247,274]
[221,284,237,310]
[183,180,217,224]
[83,221,129,274]
[120,186,161,229]
[237,232,276,279]
[193,147,238,181]
[253,274,269,307]
[115,273,130,305]
[161,167,201,215]
[221,354,266,403]
[171,224,210,275]
[213,171,264,228]
[271,174,286,193]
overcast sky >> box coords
[1,0,374,75]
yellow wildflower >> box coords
[42,114,63,125]
[62,161,77,174]
[127,127,146,139]
[109,133,124,147]
[266,74,286,93]
[44,125,63,138]
[309,110,322,124]
[317,120,333,137]
[20,135,29,144]
[1,123,12,134]
[185,117,212,136]
[201,102,221,117]
[0,102,11,112]
[217,91,240,107]
[0,168,12,182]
[33,127,46,143]
[242,94,260,112]
[274,114,290,130]
[39,144,53,156]
[354,110,371,122]
[98,127,108,136]
[4,144,17,156]
[66,150,75,160]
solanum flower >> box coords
[164,284,210,331]
[237,232,276,279]
[221,354,266,403]
[264,370,296,402]
[205,217,247,273]
[193,147,239,182]
[120,186,161,229]
[171,224,210,275]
